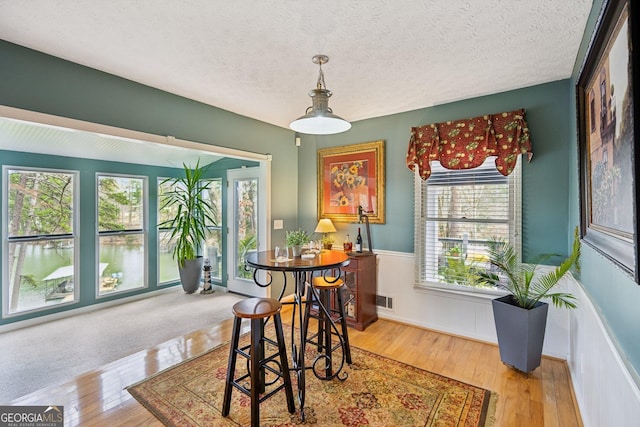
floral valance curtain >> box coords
[406,108,533,180]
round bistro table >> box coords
[245,249,350,421]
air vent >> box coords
[376,295,393,310]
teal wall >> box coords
[297,79,573,261]
[0,40,299,324]
[567,0,640,380]
[0,39,300,248]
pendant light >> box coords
[289,55,351,135]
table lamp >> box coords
[314,218,337,249]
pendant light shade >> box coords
[290,55,351,135]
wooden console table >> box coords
[335,251,378,331]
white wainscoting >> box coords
[374,250,570,358]
[374,250,640,426]
[568,283,640,427]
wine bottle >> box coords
[356,227,363,253]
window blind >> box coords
[414,157,522,290]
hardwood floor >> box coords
[11,305,582,426]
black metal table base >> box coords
[251,268,349,421]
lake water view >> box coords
[12,243,148,311]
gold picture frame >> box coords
[317,140,385,224]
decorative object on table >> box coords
[274,246,291,262]
[357,205,374,252]
[159,160,216,293]
[314,218,337,249]
[576,0,639,283]
[285,228,311,257]
[479,227,581,373]
[343,234,352,253]
[289,54,351,135]
[127,325,496,427]
[318,140,385,224]
[200,259,214,294]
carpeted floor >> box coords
[128,326,497,426]
[0,287,245,403]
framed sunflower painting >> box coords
[317,140,385,224]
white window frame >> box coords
[157,176,180,285]
[2,166,79,317]
[96,173,148,296]
[203,177,223,281]
[413,157,522,297]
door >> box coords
[227,166,269,297]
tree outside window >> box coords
[97,175,146,295]
[4,168,77,314]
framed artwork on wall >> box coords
[317,140,385,224]
[576,0,639,282]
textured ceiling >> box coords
[0,0,593,131]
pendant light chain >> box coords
[316,61,326,90]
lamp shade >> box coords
[290,89,351,135]
[290,114,351,135]
[290,55,351,135]
[314,218,337,234]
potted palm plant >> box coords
[479,227,580,372]
[286,228,311,257]
[159,160,216,293]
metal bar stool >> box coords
[222,298,295,426]
[304,275,352,378]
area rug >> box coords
[127,327,497,426]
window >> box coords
[3,167,78,315]
[157,178,180,284]
[203,178,222,280]
[158,177,221,283]
[414,157,521,292]
[97,174,147,295]
[233,177,258,280]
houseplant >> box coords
[286,228,311,257]
[320,235,335,250]
[479,227,581,372]
[159,160,216,293]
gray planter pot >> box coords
[178,257,203,294]
[492,295,549,373]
